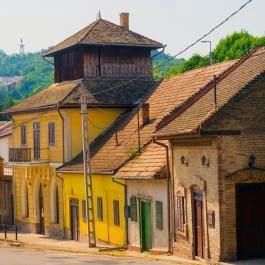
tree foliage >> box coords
[154,31,265,78]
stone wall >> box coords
[171,138,220,262]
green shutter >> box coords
[130,195,137,221]
[155,200,163,230]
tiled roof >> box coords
[156,47,265,137]
[0,121,12,137]
[115,142,167,180]
[1,81,79,115]
[1,79,158,115]
[58,60,235,175]
[43,19,164,56]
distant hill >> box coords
[0,30,264,114]
[0,50,53,111]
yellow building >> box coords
[1,12,163,246]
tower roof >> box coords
[43,18,164,57]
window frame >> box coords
[155,200,163,230]
[48,121,56,147]
[82,200,87,222]
[21,124,27,146]
[113,200,120,226]
[97,197,103,222]
[130,195,137,222]
[176,194,185,232]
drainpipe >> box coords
[152,137,172,254]
[57,107,65,163]
[56,173,65,239]
[112,178,128,248]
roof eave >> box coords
[43,43,165,57]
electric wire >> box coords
[4,0,253,131]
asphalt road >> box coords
[0,248,176,265]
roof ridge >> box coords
[99,18,164,47]
[43,20,99,56]
[155,47,260,131]
[77,19,101,43]
[164,59,238,82]
[199,69,265,129]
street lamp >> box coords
[201,40,213,65]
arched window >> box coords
[50,178,59,224]
[21,178,29,218]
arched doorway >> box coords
[236,182,265,259]
[225,169,265,260]
[34,178,45,235]
[39,185,45,234]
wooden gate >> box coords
[193,190,204,258]
[236,183,265,259]
[70,198,79,241]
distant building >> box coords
[0,76,23,88]
[0,121,13,225]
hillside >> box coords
[0,30,264,114]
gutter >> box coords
[112,178,128,248]
[57,107,65,163]
[152,137,173,254]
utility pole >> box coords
[81,95,96,247]
[201,40,213,65]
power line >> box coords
[88,0,253,97]
[7,0,253,131]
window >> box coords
[21,124,27,146]
[130,195,137,221]
[176,194,185,232]
[97,197,103,221]
[155,201,163,230]
[82,200,87,222]
[113,200,120,226]
[48,122,55,146]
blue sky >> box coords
[1,0,264,58]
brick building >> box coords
[155,47,265,262]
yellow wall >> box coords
[12,108,123,162]
[12,111,64,163]
[61,172,125,246]
[69,108,123,158]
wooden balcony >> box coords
[9,148,49,163]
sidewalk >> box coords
[0,232,202,265]
[1,232,264,265]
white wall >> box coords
[127,179,168,251]
[0,136,9,162]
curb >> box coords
[0,239,203,265]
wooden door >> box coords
[140,200,152,251]
[33,122,40,160]
[70,199,79,241]
[236,183,265,259]
[193,191,204,258]
[39,185,45,235]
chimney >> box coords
[120,13,129,30]
[141,103,150,126]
